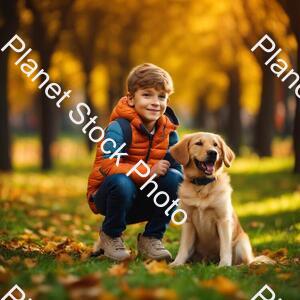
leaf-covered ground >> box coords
[0,136,299,300]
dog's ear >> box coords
[217,135,235,167]
[169,135,192,166]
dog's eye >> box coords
[195,141,203,146]
[213,142,218,147]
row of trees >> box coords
[278,0,300,172]
[0,0,299,172]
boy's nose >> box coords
[151,99,160,106]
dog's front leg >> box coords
[217,218,233,267]
[170,221,196,267]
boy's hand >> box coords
[150,160,170,177]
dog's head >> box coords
[170,132,235,178]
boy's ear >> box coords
[127,93,135,107]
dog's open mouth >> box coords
[194,158,215,176]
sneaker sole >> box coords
[90,248,104,257]
[138,251,172,262]
[92,248,130,262]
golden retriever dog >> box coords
[169,132,273,267]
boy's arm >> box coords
[98,121,152,184]
[164,130,183,174]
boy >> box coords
[87,63,183,261]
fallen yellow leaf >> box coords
[200,276,246,299]
[121,281,178,300]
[144,260,175,276]
[58,272,116,300]
[43,241,58,253]
[249,263,269,275]
[24,258,37,268]
[108,263,128,277]
[7,256,21,265]
[0,265,10,284]
[276,272,293,280]
[31,274,46,284]
[56,253,74,265]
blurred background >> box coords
[0,0,299,171]
[1,2,300,299]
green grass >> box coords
[0,138,300,300]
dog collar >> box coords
[190,177,216,186]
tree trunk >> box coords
[226,67,242,155]
[107,24,134,113]
[254,53,276,157]
[108,72,123,113]
[25,0,73,170]
[193,87,210,130]
[0,0,18,171]
[293,43,300,172]
[194,98,208,130]
[39,60,57,170]
[0,49,12,171]
[40,92,56,170]
[282,81,292,137]
[276,0,300,173]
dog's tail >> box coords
[235,234,275,265]
[249,255,275,265]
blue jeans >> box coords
[92,169,183,239]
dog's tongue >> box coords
[206,162,214,173]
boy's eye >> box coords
[159,95,167,100]
[143,93,150,97]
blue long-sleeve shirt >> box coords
[102,120,183,174]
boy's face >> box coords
[128,87,169,128]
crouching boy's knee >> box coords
[107,174,136,199]
[164,168,183,182]
[159,168,183,194]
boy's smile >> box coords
[128,87,169,132]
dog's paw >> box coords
[169,260,184,267]
[218,259,232,267]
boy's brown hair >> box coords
[126,63,174,96]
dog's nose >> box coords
[207,150,217,159]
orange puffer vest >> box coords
[87,96,179,214]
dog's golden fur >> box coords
[170,132,273,267]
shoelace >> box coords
[111,237,125,250]
[150,238,164,250]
